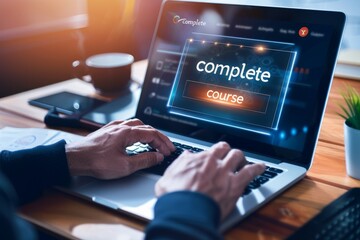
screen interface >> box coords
[136,1,345,167]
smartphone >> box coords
[28,91,107,115]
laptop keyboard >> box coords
[127,142,203,175]
[287,188,360,240]
[126,141,283,196]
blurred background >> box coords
[0,0,358,98]
[0,0,163,98]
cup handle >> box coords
[72,60,92,83]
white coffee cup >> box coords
[73,53,134,94]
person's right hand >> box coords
[155,141,265,219]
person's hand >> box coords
[65,119,175,179]
[155,141,265,219]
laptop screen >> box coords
[136,1,345,168]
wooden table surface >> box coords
[1,66,360,239]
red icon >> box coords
[299,27,309,37]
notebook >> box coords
[63,0,346,232]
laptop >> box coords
[63,0,346,232]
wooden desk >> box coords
[1,72,360,239]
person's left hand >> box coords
[65,119,175,179]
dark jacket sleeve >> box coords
[0,173,37,240]
[0,140,71,205]
[145,191,223,240]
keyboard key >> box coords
[180,144,192,149]
[137,147,156,154]
[191,147,203,152]
[254,176,269,184]
[262,171,277,178]
[126,145,139,151]
[268,167,283,174]
[242,187,252,196]
[175,148,184,154]
[248,181,261,189]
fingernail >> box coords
[259,163,266,171]
[156,153,164,162]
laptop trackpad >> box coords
[74,173,160,209]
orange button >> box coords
[183,80,270,113]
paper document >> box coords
[0,127,83,152]
[335,49,360,80]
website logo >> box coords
[173,15,206,27]
[298,26,309,37]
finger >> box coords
[133,125,175,152]
[122,124,175,153]
[222,149,246,172]
[152,128,175,152]
[164,150,191,170]
[121,118,144,127]
[102,119,125,128]
[154,179,166,197]
[234,163,266,191]
[128,152,164,172]
[135,125,175,153]
[207,141,231,160]
[102,118,144,129]
[119,127,172,155]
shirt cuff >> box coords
[0,140,70,204]
[146,191,222,240]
